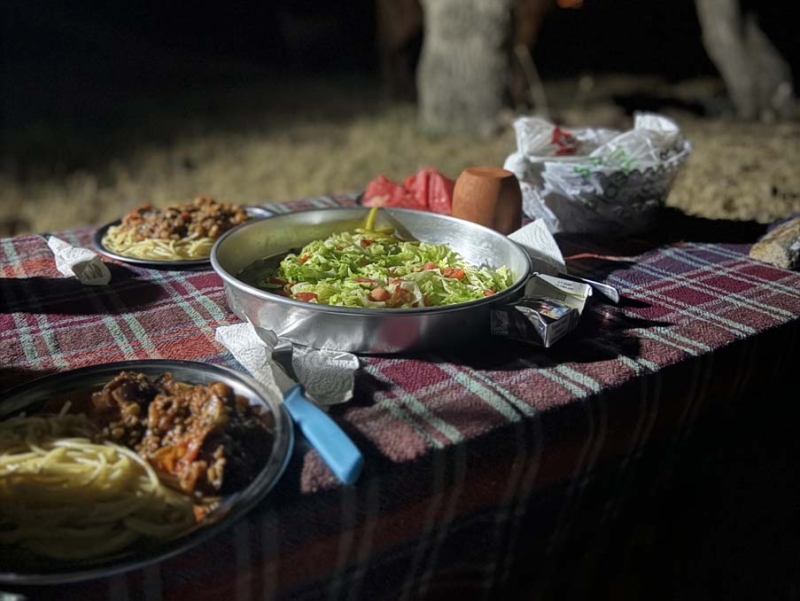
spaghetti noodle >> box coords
[101,195,250,261]
[101,227,215,260]
[0,413,196,561]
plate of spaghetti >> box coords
[93,196,273,268]
[0,360,293,585]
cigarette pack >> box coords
[491,274,592,347]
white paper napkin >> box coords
[508,219,567,276]
[215,322,359,407]
[289,343,360,406]
[46,236,111,286]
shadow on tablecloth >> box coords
[0,266,163,315]
[0,366,58,394]
[558,207,768,255]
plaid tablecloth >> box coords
[1,195,799,600]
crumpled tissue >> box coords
[504,112,692,236]
[215,322,359,408]
[507,219,567,276]
[46,236,111,286]
[508,215,621,303]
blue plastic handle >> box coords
[283,384,364,485]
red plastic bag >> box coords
[363,168,454,214]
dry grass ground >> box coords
[1,74,798,237]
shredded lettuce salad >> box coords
[242,222,513,309]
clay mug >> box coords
[451,166,522,235]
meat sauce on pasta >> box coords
[101,195,250,261]
[50,371,275,498]
[0,372,277,561]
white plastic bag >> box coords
[504,113,692,236]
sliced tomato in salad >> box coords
[442,267,465,280]
[369,287,392,302]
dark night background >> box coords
[3,0,797,136]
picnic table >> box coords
[1,194,798,600]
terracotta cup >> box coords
[451,166,522,235]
